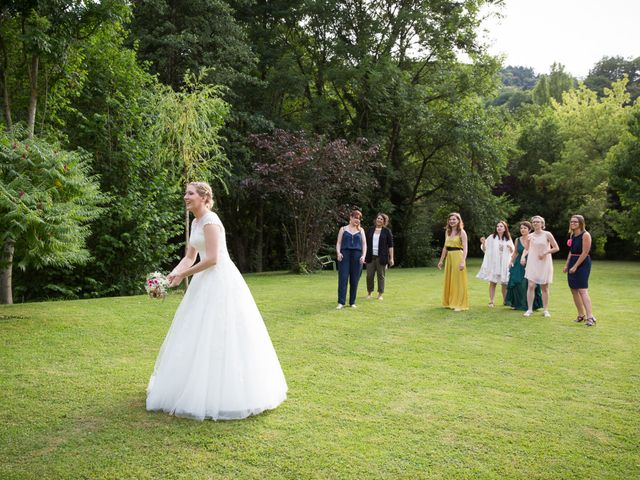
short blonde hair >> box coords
[531,215,545,229]
[189,182,214,209]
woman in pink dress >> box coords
[522,215,560,318]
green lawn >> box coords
[1,259,638,479]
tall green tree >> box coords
[133,0,513,269]
[236,0,509,264]
[547,63,575,102]
[0,130,103,304]
[534,79,631,251]
[501,104,564,228]
[532,75,550,105]
[152,70,231,278]
[130,0,270,271]
[500,65,537,89]
[129,0,256,91]
[28,20,185,299]
[490,86,532,111]
[0,0,128,137]
[585,55,640,103]
[609,104,640,249]
[532,63,575,105]
[0,1,127,303]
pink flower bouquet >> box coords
[145,272,170,299]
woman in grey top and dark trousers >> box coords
[365,213,394,300]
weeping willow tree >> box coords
[152,70,231,285]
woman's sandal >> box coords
[586,317,597,327]
[488,302,495,308]
[574,315,586,323]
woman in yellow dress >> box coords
[437,212,469,311]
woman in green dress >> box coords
[505,221,543,311]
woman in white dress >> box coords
[146,182,287,420]
[477,220,514,307]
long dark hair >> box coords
[492,220,511,241]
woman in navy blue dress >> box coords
[563,215,596,326]
[335,209,367,309]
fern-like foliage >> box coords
[0,127,105,271]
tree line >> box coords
[0,0,638,303]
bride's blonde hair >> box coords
[189,182,214,209]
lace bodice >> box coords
[189,211,229,262]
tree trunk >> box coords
[27,54,39,138]
[255,201,263,272]
[1,73,11,131]
[0,239,15,305]
[0,33,12,131]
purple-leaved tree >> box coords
[248,130,379,273]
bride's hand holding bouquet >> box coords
[167,270,185,288]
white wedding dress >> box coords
[146,211,287,420]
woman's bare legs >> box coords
[570,288,585,320]
[488,282,497,306]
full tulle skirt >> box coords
[146,259,287,420]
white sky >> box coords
[480,0,640,78]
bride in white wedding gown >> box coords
[146,182,287,420]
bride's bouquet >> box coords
[145,272,170,299]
